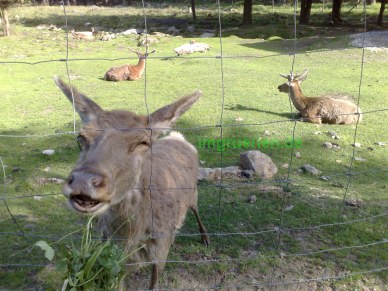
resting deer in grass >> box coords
[278,69,362,124]
[71,27,96,40]
[54,77,209,289]
[104,49,156,81]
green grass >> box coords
[0,3,387,290]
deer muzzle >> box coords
[64,170,109,213]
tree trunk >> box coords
[1,8,10,36]
[332,0,343,23]
[190,0,197,22]
[299,0,312,24]
[377,0,386,25]
[242,0,252,25]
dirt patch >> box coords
[349,31,388,52]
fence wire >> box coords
[0,0,387,290]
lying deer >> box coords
[278,69,362,124]
[54,77,209,289]
[71,27,96,40]
[104,49,156,81]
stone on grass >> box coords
[198,166,241,181]
[42,149,55,156]
[300,164,322,176]
[322,142,333,149]
[199,32,215,38]
[352,142,361,148]
[355,157,367,162]
[121,28,142,35]
[327,131,340,139]
[240,150,278,179]
[247,194,257,204]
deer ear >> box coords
[148,90,201,134]
[54,77,103,124]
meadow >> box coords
[0,2,387,290]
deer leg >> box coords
[305,112,322,124]
[191,206,209,246]
[149,264,158,290]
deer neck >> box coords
[136,58,146,74]
[288,82,308,112]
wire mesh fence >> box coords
[0,0,387,290]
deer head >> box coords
[54,77,201,215]
[278,69,309,93]
[129,48,156,60]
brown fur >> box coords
[104,49,156,81]
[278,69,362,124]
[54,77,209,290]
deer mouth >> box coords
[70,194,106,213]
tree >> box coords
[299,0,312,24]
[0,0,15,36]
[377,0,386,25]
[242,0,252,25]
[332,0,343,23]
[190,0,197,22]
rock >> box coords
[222,166,242,178]
[47,178,65,184]
[174,41,211,55]
[198,167,218,181]
[187,25,195,33]
[235,116,243,122]
[100,33,116,41]
[332,143,341,149]
[264,130,270,136]
[345,198,362,207]
[295,152,301,158]
[355,157,367,162]
[198,166,241,181]
[121,28,142,35]
[199,160,206,165]
[322,142,333,149]
[43,167,51,172]
[241,169,254,178]
[313,131,321,135]
[42,149,55,156]
[247,194,257,204]
[33,196,42,200]
[320,176,331,181]
[281,163,289,168]
[240,150,278,179]
[167,26,180,35]
[352,142,361,148]
[284,205,294,211]
[300,164,322,176]
[199,32,215,38]
[376,142,386,146]
[327,131,339,139]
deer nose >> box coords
[67,171,106,190]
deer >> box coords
[278,69,362,124]
[54,77,209,290]
[71,27,96,40]
[104,49,156,81]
